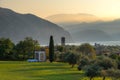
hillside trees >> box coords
[78,56,90,70]
[96,57,117,80]
[65,52,77,68]
[85,64,101,80]
[0,38,14,60]
[79,55,119,80]
[15,37,40,59]
[0,37,40,60]
[79,43,96,59]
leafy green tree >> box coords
[78,56,90,70]
[117,58,120,69]
[100,70,108,80]
[15,37,39,59]
[56,45,64,52]
[109,53,118,60]
[95,56,117,80]
[58,52,69,62]
[79,43,96,59]
[85,64,101,80]
[117,62,120,70]
[65,52,77,68]
[0,38,14,59]
[106,69,120,80]
[96,57,117,70]
[49,36,54,62]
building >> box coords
[34,51,46,62]
[61,37,65,46]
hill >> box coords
[66,20,120,42]
[47,13,120,42]
[46,13,100,27]
[0,7,72,45]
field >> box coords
[0,61,111,80]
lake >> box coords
[66,41,120,46]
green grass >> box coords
[0,61,111,80]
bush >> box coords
[109,53,118,60]
[65,52,77,68]
[96,57,117,70]
[117,61,120,69]
[106,69,120,80]
[78,56,90,70]
[79,43,96,59]
[85,64,101,80]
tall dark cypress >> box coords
[49,35,54,62]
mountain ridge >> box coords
[66,19,120,42]
[0,7,72,45]
[46,13,101,26]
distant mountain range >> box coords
[1,7,120,44]
[0,7,72,45]
[46,14,120,42]
[46,13,101,27]
[69,19,120,42]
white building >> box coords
[34,51,46,62]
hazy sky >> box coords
[0,0,120,19]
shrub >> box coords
[65,52,77,68]
[85,64,101,80]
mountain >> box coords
[0,7,72,45]
[66,19,120,42]
[46,13,120,42]
[46,13,101,27]
[72,29,112,42]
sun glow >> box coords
[1,0,120,20]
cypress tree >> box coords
[49,35,54,62]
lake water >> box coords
[66,41,120,46]
[41,41,120,46]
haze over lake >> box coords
[1,0,120,45]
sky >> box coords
[0,0,120,19]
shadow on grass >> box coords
[24,62,68,67]
[11,65,72,72]
[29,72,84,80]
[11,62,75,72]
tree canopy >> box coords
[49,36,54,62]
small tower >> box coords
[61,37,65,46]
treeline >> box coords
[53,44,120,80]
[1,36,120,79]
[0,37,40,60]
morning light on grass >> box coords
[0,61,112,80]
[0,61,81,80]
[1,0,120,80]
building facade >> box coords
[34,51,46,62]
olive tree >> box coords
[65,52,77,68]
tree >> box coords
[100,70,108,80]
[109,53,118,60]
[79,43,96,59]
[65,52,77,68]
[56,45,64,52]
[85,64,101,80]
[96,57,117,70]
[78,56,90,70]
[116,57,120,70]
[15,37,39,59]
[0,38,14,60]
[49,36,54,62]
[96,56,117,80]
[106,69,120,80]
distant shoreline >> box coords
[65,41,120,46]
[40,41,120,46]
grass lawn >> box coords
[0,61,111,80]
